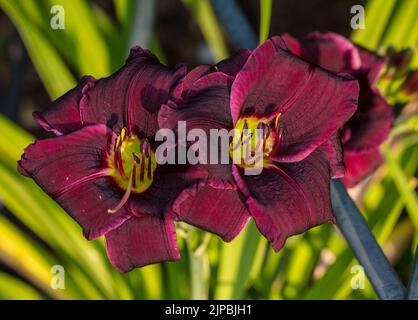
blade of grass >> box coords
[0,215,67,299]
[0,0,76,98]
[183,0,229,62]
[383,143,418,230]
[215,220,262,299]
[259,0,272,43]
[113,0,136,31]
[12,0,80,71]
[0,271,45,300]
[381,0,418,48]
[350,0,397,49]
[45,0,110,77]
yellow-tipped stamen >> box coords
[275,112,282,128]
[120,127,127,142]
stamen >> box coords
[113,136,121,170]
[256,122,266,152]
[113,128,127,178]
[147,152,152,180]
[140,141,146,182]
[242,132,252,146]
[275,113,282,128]
[271,126,283,156]
[243,119,248,131]
[108,168,134,214]
[114,135,121,153]
[264,125,271,140]
[132,153,140,189]
[120,127,127,142]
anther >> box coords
[243,119,248,131]
[132,153,140,188]
[140,152,145,182]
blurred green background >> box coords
[0,0,417,300]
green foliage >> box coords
[259,0,272,43]
[182,0,228,62]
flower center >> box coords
[230,114,283,169]
[107,128,157,214]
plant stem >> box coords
[407,246,418,299]
[331,179,406,300]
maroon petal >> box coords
[171,65,212,101]
[171,49,249,102]
[105,215,180,272]
[173,185,250,242]
[232,148,334,251]
[158,72,236,187]
[33,76,96,135]
[128,165,207,218]
[18,124,132,239]
[280,70,358,163]
[280,33,303,56]
[320,133,345,179]
[233,37,359,162]
[344,92,392,153]
[298,32,362,73]
[341,148,384,188]
[216,48,251,77]
[81,46,186,136]
[356,45,387,84]
[159,71,234,132]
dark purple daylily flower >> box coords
[160,38,359,251]
[161,49,253,242]
[18,46,212,272]
[282,32,393,187]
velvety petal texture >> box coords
[105,215,180,272]
[18,124,132,240]
[233,148,334,251]
[344,92,392,152]
[341,148,384,188]
[34,46,186,137]
[129,165,208,218]
[159,72,234,133]
[282,32,392,186]
[33,76,96,135]
[173,184,250,242]
[83,47,186,136]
